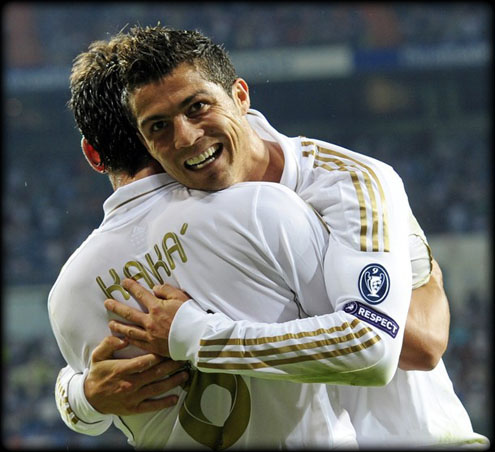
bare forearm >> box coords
[399,259,450,371]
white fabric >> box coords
[49,174,358,449]
[245,109,488,448]
[55,366,111,435]
[52,110,488,449]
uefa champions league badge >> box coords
[358,263,390,304]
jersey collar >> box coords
[247,109,299,190]
[102,173,177,218]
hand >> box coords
[104,279,191,357]
[84,335,189,415]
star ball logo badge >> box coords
[358,263,390,304]
[344,301,357,314]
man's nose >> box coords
[173,115,203,149]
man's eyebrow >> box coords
[139,91,210,129]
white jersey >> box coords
[168,111,415,389]
[52,111,416,448]
[247,109,432,289]
[53,111,487,448]
[245,109,488,448]
[50,174,359,449]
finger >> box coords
[104,298,148,326]
[138,359,189,385]
[116,353,165,375]
[138,371,189,406]
[153,283,190,302]
[109,320,148,342]
[135,393,181,414]
[122,278,159,310]
[117,336,165,357]
[91,335,128,362]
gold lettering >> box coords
[180,222,188,235]
[162,232,187,270]
[144,244,171,281]
[97,225,189,297]
[123,261,155,289]
[96,269,129,300]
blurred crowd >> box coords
[344,128,489,234]
[5,3,489,69]
[3,2,491,448]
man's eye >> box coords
[151,121,167,132]
[189,102,206,115]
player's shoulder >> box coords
[298,136,395,174]
[48,230,109,303]
[225,181,308,210]
[294,137,409,252]
[229,180,299,195]
[208,182,316,232]
[296,136,406,198]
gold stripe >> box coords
[314,152,378,251]
[198,326,373,359]
[314,145,389,251]
[200,318,361,347]
[302,141,389,251]
[64,406,80,425]
[57,382,80,425]
[314,159,368,250]
[56,380,64,394]
[198,335,382,370]
[350,170,368,251]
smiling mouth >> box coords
[185,144,223,170]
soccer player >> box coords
[52,27,488,448]
[50,39,404,450]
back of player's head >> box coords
[116,25,238,126]
[69,39,153,176]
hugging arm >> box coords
[108,183,413,385]
[399,259,450,370]
[54,335,188,436]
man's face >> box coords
[129,63,253,191]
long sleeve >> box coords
[169,178,412,386]
[170,302,388,384]
[55,365,113,435]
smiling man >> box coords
[123,57,284,191]
[51,26,488,449]
[132,70,283,190]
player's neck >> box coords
[261,139,284,183]
[109,162,164,191]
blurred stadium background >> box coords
[2,2,492,449]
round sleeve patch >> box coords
[358,263,390,304]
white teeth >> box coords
[186,145,219,167]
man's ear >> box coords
[81,137,106,173]
[232,78,250,114]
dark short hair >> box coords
[68,39,153,176]
[116,25,238,125]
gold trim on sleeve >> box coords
[198,335,382,371]
[302,141,389,252]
